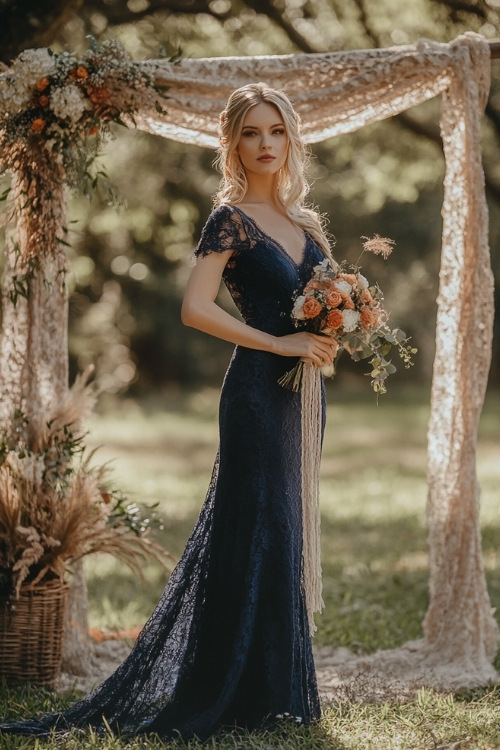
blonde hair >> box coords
[215,83,333,261]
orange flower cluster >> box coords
[35,77,50,92]
[31,118,46,133]
[28,66,114,138]
[278,251,414,394]
[300,269,381,333]
[87,86,110,103]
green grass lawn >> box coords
[1,385,500,749]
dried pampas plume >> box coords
[0,367,173,597]
[361,234,395,260]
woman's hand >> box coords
[274,331,338,368]
[182,254,339,367]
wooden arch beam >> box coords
[490,39,500,58]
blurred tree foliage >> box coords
[1,0,499,391]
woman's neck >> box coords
[243,175,280,208]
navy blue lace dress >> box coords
[0,204,325,741]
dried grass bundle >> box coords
[0,373,172,597]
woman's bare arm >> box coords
[181,251,336,367]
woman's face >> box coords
[236,102,289,178]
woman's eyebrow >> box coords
[241,123,284,130]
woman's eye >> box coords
[273,128,285,135]
[242,131,257,137]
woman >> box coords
[0,83,336,741]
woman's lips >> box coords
[257,155,275,162]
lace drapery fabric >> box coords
[0,31,496,704]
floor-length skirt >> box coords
[0,346,321,740]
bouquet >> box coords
[278,236,416,394]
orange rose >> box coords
[38,95,49,107]
[326,309,343,329]
[35,77,50,92]
[75,66,89,78]
[325,290,342,308]
[31,118,46,133]
[360,307,375,329]
[361,290,374,304]
[341,273,358,285]
[341,294,355,310]
[305,280,329,292]
[90,87,110,103]
[302,296,322,319]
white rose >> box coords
[292,295,306,320]
[333,279,352,295]
[313,259,330,273]
[357,274,369,289]
[342,309,360,333]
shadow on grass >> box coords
[0,684,344,749]
[85,506,500,665]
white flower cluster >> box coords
[13,48,57,80]
[292,295,306,320]
[81,38,145,86]
[50,84,91,124]
[341,308,360,332]
[331,278,362,332]
[0,50,57,115]
[332,278,352,295]
[0,78,30,115]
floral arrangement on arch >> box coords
[0,39,166,192]
[0,42,173,600]
[279,236,416,394]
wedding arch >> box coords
[0,32,496,692]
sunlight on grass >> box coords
[2,387,498,749]
[82,387,500,653]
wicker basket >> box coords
[0,578,69,687]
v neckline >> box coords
[231,205,307,268]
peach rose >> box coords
[325,290,342,308]
[360,307,375,329]
[35,77,50,92]
[361,290,374,305]
[326,309,343,329]
[31,118,46,133]
[38,95,49,107]
[305,280,329,292]
[75,66,89,79]
[341,294,355,310]
[341,273,358,285]
[302,296,322,319]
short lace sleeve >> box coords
[195,205,251,259]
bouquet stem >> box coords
[278,360,305,392]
